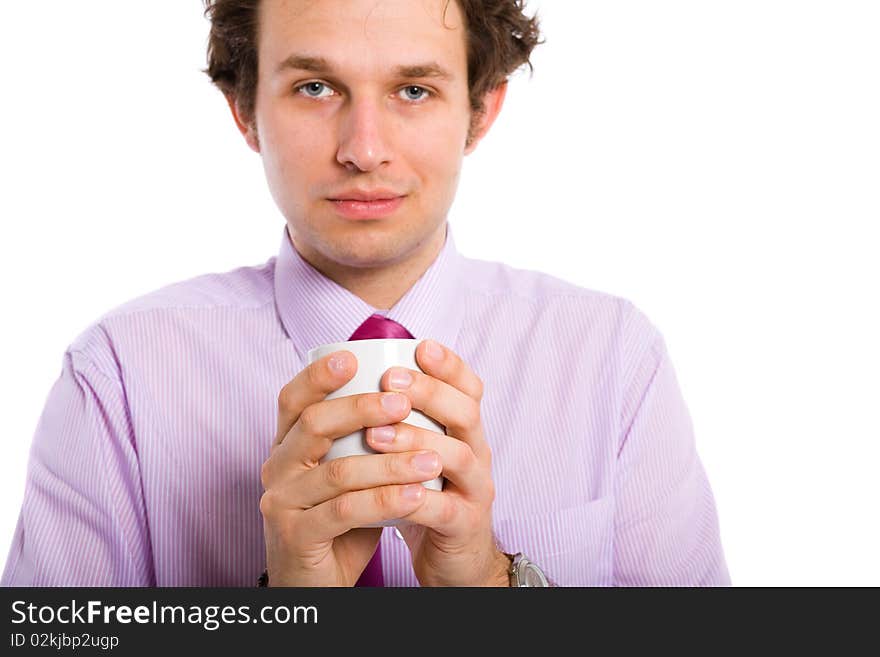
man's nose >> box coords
[335,97,393,173]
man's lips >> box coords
[329,196,406,220]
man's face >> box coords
[242,0,494,272]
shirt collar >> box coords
[274,222,467,361]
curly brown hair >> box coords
[202,0,543,142]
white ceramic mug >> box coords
[307,338,445,527]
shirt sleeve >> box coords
[1,341,155,586]
[613,315,730,586]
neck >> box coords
[290,223,447,310]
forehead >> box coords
[258,0,467,79]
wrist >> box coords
[485,550,514,587]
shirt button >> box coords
[394,527,404,540]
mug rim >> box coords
[307,337,420,361]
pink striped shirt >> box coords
[2,224,729,586]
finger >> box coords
[415,339,484,402]
[366,423,488,499]
[265,390,412,483]
[275,350,358,446]
[381,365,488,460]
[397,488,468,536]
[297,484,429,543]
[278,451,442,509]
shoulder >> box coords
[459,255,659,342]
[66,257,277,373]
[457,255,666,390]
[98,257,277,319]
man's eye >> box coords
[399,86,430,102]
[296,82,333,98]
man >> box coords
[1,0,729,586]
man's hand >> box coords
[260,351,439,586]
[367,339,510,587]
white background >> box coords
[1,1,878,586]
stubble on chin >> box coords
[292,221,409,272]
[305,211,444,267]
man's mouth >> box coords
[329,195,406,220]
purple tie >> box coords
[349,313,414,587]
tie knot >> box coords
[348,314,414,341]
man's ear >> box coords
[464,81,508,155]
[225,94,261,154]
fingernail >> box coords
[412,452,439,473]
[423,340,443,361]
[381,393,407,413]
[402,484,424,501]
[328,352,348,373]
[388,368,412,390]
[370,425,396,444]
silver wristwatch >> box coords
[508,552,550,587]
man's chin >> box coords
[290,207,445,267]
[298,223,416,269]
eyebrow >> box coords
[275,54,454,81]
